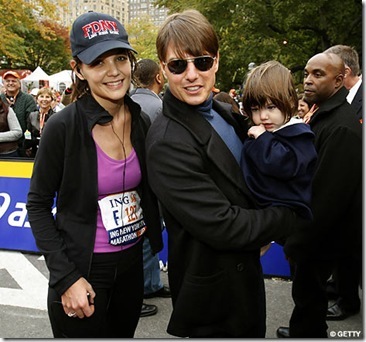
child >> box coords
[241,60,317,221]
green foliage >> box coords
[1,0,361,86]
[155,0,362,91]
[0,0,71,74]
[125,16,160,62]
[19,21,71,74]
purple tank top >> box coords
[94,142,142,253]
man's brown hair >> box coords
[156,9,219,62]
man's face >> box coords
[303,54,343,106]
[161,43,219,106]
[4,76,20,94]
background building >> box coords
[58,0,167,28]
[129,0,168,26]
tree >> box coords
[0,0,70,73]
[125,15,160,63]
[155,0,362,91]
[17,20,71,74]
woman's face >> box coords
[298,99,310,118]
[77,49,131,107]
[161,44,219,106]
[37,93,53,111]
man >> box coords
[322,44,362,321]
[146,9,297,338]
[130,58,171,318]
[276,53,362,337]
[131,58,165,122]
[0,71,37,156]
[324,45,362,122]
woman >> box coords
[297,93,318,123]
[0,98,22,157]
[26,11,163,338]
[25,87,55,158]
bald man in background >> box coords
[277,53,362,338]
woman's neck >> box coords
[39,107,50,115]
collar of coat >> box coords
[162,87,248,144]
[76,93,142,133]
[310,86,349,124]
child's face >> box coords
[250,102,286,132]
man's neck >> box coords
[345,75,361,90]
[6,89,20,98]
[149,83,163,97]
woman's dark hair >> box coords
[214,91,241,115]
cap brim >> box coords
[3,72,20,79]
[77,40,137,65]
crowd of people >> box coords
[0,8,361,339]
[0,72,66,158]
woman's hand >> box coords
[61,277,96,319]
[303,104,318,124]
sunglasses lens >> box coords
[194,57,214,71]
[166,56,215,74]
[167,60,188,74]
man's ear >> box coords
[160,62,167,79]
[335,73,344,89]
[156,73,162,85]
[344,66,351,79]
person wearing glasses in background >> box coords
[146,9,298,338]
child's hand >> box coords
[248,124,266,139]
[260,243,272,257]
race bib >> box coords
[98,190,146,247]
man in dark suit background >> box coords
[325,45,362,122]
[321,44,362,320]
[277,52,362,337]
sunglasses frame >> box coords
[163,55,216,75]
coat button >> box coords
[237,263,244,272]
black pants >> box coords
[333,255,362,311]
[48,242,143,338]
[289,259,334,338]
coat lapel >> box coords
[163,88,249,194]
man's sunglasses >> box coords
[164,55,216,75]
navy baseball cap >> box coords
[70,11,137,65]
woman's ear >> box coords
[70,60,85,80]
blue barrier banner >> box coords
[261,242,290,278]
[0,176,39,252]
[0,160,290,277]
